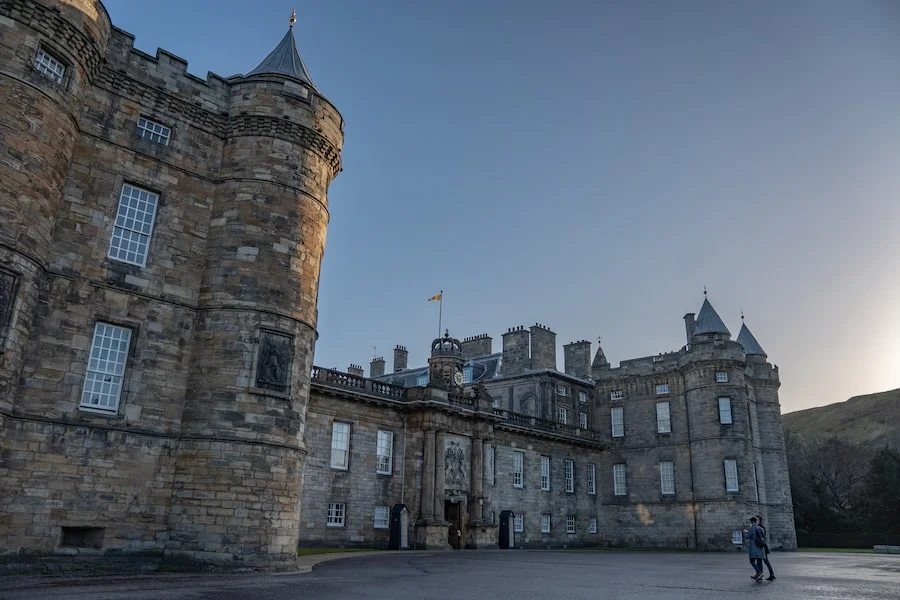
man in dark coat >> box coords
[743,516,766,580]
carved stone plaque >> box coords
[0,270,18,348]
[444,438,468,490]
[255,330,293,393]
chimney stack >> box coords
[529,323,557,371]
[347,364,364,377]
[370,356,385,378]
[393,345,408,372]
[563,340,591,379]
[501,326,531,377]
[683,313,696,346]
[461,334,493,359]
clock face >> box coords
[453,370,464,386]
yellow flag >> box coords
[427,293,442,302]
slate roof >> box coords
[693,298,731,337]
[737,323,767,357]
[248,26,318,90]
[375,353,503,387]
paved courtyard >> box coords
[2,550,899,600]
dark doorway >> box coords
[445,500,462,549]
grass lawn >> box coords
[298,548,382,556]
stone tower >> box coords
[428,330,465,390]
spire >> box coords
[592,337,609,369]
[248,13,318,90]
[737,322,767,357]
[693,297,731,337]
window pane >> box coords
[330,423,350,469]
[611,407,624,437]
[80,323,131,413]
[656,401,671,433]
[108,184,159,266]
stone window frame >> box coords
[556,384,569,397]
[589,517,598,534]
[656,401,671,434]
[540,513,551,533]
[0,267,20,352]
[611,406,624,438]
[564,459,575,493]
[578,411,588,429]
[327,503,346,527]
[375,430,393,475]
[512,450,525,488]
[513,513,524,533]
[613,463,627,496]
[557,406,568,425]
[34,45,67,85]
[250,329,295,399]
[107,182,160,268]
[373,505,389,529]
[136,115,172,145]
[716,371,729,383]
[610,390,624,402]
[330,421,351,470]
[540,455,551,491]
[79,321,134,415]
[655,383,670,396]
[578,390,588,404]
[587,463,597,495]
[566,515,576,534]
[718,397,733,424]
[724,458,739,492]
[659,461,676,495]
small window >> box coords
[512,450,524,488]
[374,505,389,529]
[330,422,350,469]
[557,406,568,424]
[34,47,66,83]
[724,459,739,492]
[610,390,624,401]
[462,366,473,383]
[80,323,132,413]
[578,412,588,429]
[718,397,733,424]
[566,515,576,534]
[540,455,551,491]
[60,526,104,549]
[541,513,551,533]
[587,463,596,495]
[716,371,729,383]
[108,183,159,267]
[137,116,171,145]
[556,384,569,397]
[611,406,624,438]
[376,430,393,475]
[327,503,345,527]
[613,463,627,496]
[732,529,744,545]
[659,461,675,495]
[578,391,588,403]
[656,401,671,433]
[514,513,524,533]
[416,374,428,386]
[589,518,598,534]
[491,396,501,409]
[655,383,670,395]
[564,459,574,493]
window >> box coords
[589,518,598,534]
[34,48,65,83]
[732,529,744,545]
[716,371,729,383]
[587,463,596,495]
[724,459,739,492]
[374,506,389,529]
[566,515,575,534]
[557,406,568,424]
[136,116,171,145]
[656,401,671,433]
[80,323,131,413]
[611,406,624,438]
[108,183,159,267]
[718,397,733,424]
[578,391,588,404]
[579,412,588,429]
[491,396,501,409]
[488,446,495,485]
[613,463,627,496]
[512,451,524,488]
[659,461,675,495]
[376,430,393,474]
[330,422,350,469]
[540,456,551,491]
[462,366,473,383]
[327,503,345,527]
[556,384,569,397]
[541,514,551,533]
[514,514,524,533]
[564,459,574,493]
[416,374,428,386]
[655,383,670,395]
[610,390,624,401]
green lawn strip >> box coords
[298,548,382,557]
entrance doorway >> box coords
[445,500,463,549]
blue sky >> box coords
[103,0,900,413]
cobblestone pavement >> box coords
[2,550,899,600]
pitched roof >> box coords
[737,323,767,357]
[592,344,608,368]
[693,298,731,337]
[248,27,318,90]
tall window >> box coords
[512,451,524,488]
[589,518,598,534]
[556,384,569,397]
[327,503,345,527]
[557,406,568,424]
[718,397,733,424]
[514,513,524,533]
[108,183,159,267]
[610,390,624,401]
[488,446,495,485]
[80,323,131,413]
[564,459,574,493]
[656,401,671,433]
[611,406,624,437]
[566,515,576,534]
[376,430,393,474]
[541,514,551,533]
[540,455,551,491]
[374,506,389,529]
[724,459,739,492]
[136,116,171,145]
[655,383,670,395]
[579,412,588,429]
[659,461,675,495]
[578,391,588,404]
[34,48,65,83]
[587,463,596,495]
[330,422,350,469]
[716,371,729,383]
[613,463,627,496]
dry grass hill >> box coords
[782,388,900,449]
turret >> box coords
[427,330,465,390]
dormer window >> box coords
[462,366,473,384]
[34,48,65,84]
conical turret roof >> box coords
[693,298,731,337]
[248,24,318,90]
[737,323,767,357]
[592,343,609,368]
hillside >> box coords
[782,388,900,449]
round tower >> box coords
[428,330,465,390]
[0,0,111,405]
[166,17,344,570]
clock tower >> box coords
[427,330,465,390]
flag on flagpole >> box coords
[427,293,442,302]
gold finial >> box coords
[289,9,297,28]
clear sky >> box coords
[102,0,900,414]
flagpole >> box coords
[438,289,443,338]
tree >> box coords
[863,446,900,534]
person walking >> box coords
[756,514,776,581]
[743,516,766,581]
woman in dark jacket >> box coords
[743,517,766,580]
